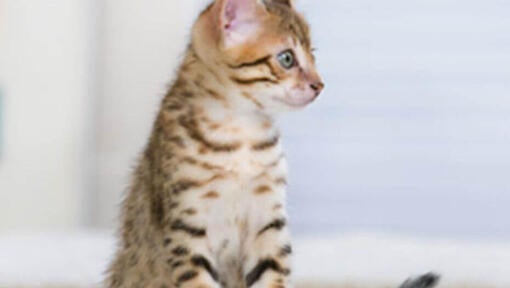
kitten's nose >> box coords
[310,81,325,96]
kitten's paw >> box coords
[399,273,440,288]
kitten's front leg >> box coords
[165,221,222,288]
[244,191,293,288]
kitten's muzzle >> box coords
[310,81,325,97]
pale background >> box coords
[1,0,509,241]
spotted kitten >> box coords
[106,0,322,287]
[105,1,439,288]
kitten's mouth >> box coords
[273,95,317,108]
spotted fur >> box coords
[105,1,321,287]
[104,1,442,288]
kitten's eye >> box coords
[277,50,296,69]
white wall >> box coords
[283,0,510,238]
[0,0,97,233]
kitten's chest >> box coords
[205,147,287,286]
[221,146,282,180]
[194,113,285,181]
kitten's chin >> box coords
[272,95,317,110]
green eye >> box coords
[277,50,296,69]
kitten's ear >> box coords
[215,0,267,48]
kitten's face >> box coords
[195,0,324,113]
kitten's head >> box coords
[193,0,324,113]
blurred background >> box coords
[1,0,510,286]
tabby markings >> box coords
[171,180,200,195]
[181,156,224,171]
[254,185,272,195]
[179,115,241,153]
[191,255,219,282]
[201,190,220,199]
[172,246,190,256]
[171,219,206,237]
[171,175,226,196]
[231,76,277,85]
[252,135,280,151]
[176,270,199,284]
[169,260,184,269]
[165,136,185,148]
[242,92,264,109]
[246,258,290,287]
[203,87,226,102]
[279,245,292,257]
[228,55,272,69]
[164,102,184,111]
[228,54,281,81]
[163,238,172,247]
[266,154,284,168]
[258,218,287,237]
[181,208,198,216]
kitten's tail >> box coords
[399,273,441,288]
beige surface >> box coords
[11,284,493,288]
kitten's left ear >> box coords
[215,0,268,48]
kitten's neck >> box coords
[171,46,276,129]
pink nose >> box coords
[310,81,325,96]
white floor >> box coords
[1,231,509,287]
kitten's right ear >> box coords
[213,0,268,48]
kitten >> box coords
[105,1,439,288]
[106,0,322,287]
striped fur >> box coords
[105,0,323,287]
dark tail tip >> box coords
[399,272,441,288]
